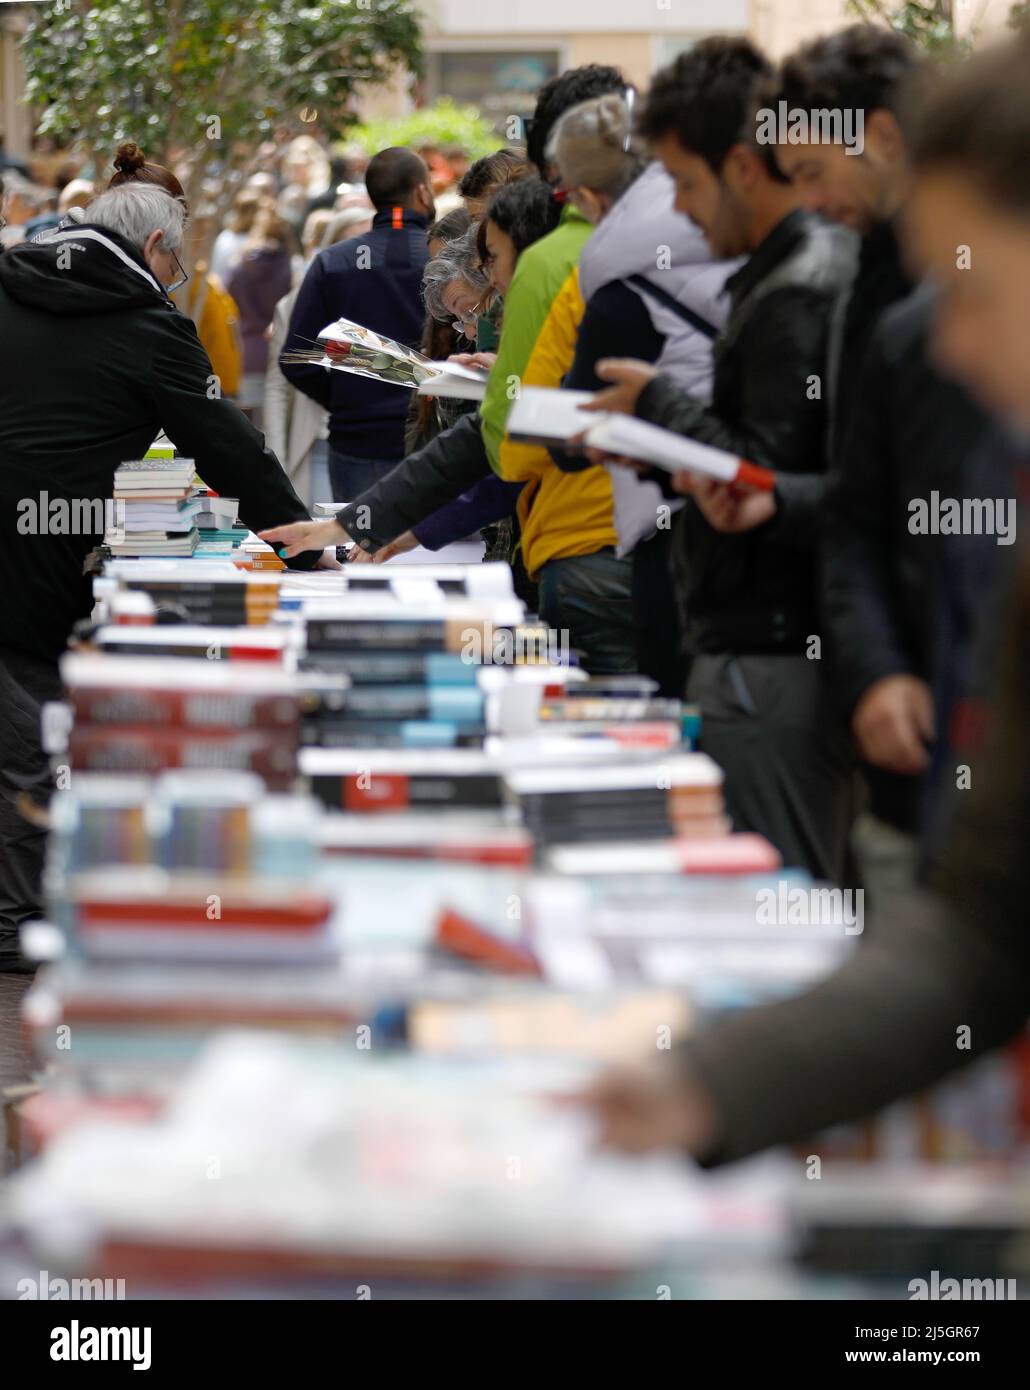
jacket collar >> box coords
[371,207,429,231]
[725,207,812,305]
[46,224,168,296]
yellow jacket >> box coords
[496,268,616,578]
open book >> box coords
[416,360,490,402]
[507,387,774,491]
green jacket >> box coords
[480,203,593,474]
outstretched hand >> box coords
[258,516,348,559]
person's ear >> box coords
[864,109,905,169]
[722,145,753,194]
[142,228,164,263]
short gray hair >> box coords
[447,227,489,292]
[83,184,187,254]
[421,229,489,323]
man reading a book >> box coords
[585,39,859,884]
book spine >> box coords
[68,728,297,788]
[69,690,299,730]
[311,771,503,812]
[305,620,450,651]
[318,687,483,721]
[302,721,483,750]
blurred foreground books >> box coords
[5,1033,790,1287]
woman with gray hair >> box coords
[81,182,190,292]
[421,228,491,337]
[0,179,329,968]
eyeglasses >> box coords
[450,301,483,335]
[166,249,189,296]
[623,87,636,154]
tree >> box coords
[846,0,972,53]
[21,0,423,271]
[350,97,502,164]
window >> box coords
[424,49,562,131]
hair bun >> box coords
[113,142,146,175]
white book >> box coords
[506,387,600,447]
[583,414,774,491]
[416,361,490,402]
[507,387,774,491]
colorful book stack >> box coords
[26,775,344,1086]
[192,491,248,558]
[60,653,306,788]
[104,458,201,558]
[299,592,558,751]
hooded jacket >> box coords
[0,224,315,663]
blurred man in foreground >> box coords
[580,36,1030,1163]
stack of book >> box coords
[6,1034,786,1292]
[504,754,730,848]
[59,653,306,788]
[192,491,248,558]
[24,773,344,1085]
[99,561,282,626]
[298,588,564,750]
[104,458,201,558]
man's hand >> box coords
[583,359,659,417]
[259,517,348,559]
[371,530,420,563]
[852,674,935,775]
[691,478,776,531]
[561,1060,720,1157]
[314,547,344,571]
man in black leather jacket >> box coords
[588,38,859,882]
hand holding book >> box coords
[586,357,660,417]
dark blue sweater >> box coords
[281,207,429,462]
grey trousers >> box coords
[687,652,857,883]
[0,648,63,973]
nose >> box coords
[797,185,828,214]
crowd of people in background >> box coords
[3,22,1030,1171]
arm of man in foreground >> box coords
[585,559,1030,1163]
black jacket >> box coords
[635,210,858,655]
[683,550,1030,1165]
[826,218,913,461]
[822,290,996,832]
[281,208,429,463]
[0,224,316,664]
